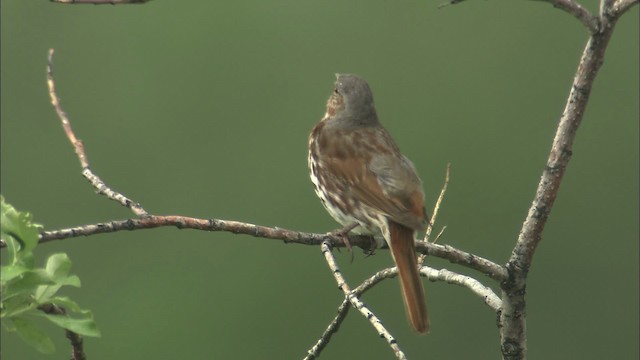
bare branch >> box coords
[320,242,408,360]
[543,0,600,33]
[438,0,600,34]
[436,0,467,9]
[421,268,501,312]
[38,216,343,246]
[608,0,639,16]
[38,304,85,360]
[500,13,625,360]
[420,163,451,264]
[417,242,508,283]
[355,266,501,313]
[51,0,150,4]
[306,261,500,358]
[423,163,450,243]
[23,216,506,283]
[46,50,88,170]
[47,49,149,217]
[303,298,350,360]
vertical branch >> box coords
[499,12,622,360]
[38,304,85,360]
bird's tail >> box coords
[388,220,429,334]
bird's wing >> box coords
[325,133,427,231]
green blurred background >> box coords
[1,1,638,359]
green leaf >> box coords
[0,293,35,318]
[5,270,55,297]
[38,312,101,337]
[11,316,56,354]
[0,196,43,255]
[45,253,72,279]
[50,296,82,313]
[2,317,17,331]
[2,236,20,265]
[35,253,81,302]
[1,264,30,284]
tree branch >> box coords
[38,304,85,360]
[607,0,639,17]
[51,0,150,4]
[320,242,408,360]
[438,0,600,34]
[419,163,450,264]
[417,242,508,283]
[499,3,627,358]
[421,267,502,312]
[543,0,600,33]
[47,49,148,217]
[306,257,501,359]
[303,298,351,360]
[25,216,506,285]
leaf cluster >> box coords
[1,196,100,354]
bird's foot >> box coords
[329,223,359,261]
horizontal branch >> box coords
[416,241,508,283]
[51,0,150,3]
[25,215,507,283]
[421,267,501,312]
[38,216,345,246]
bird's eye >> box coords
[333,88,339,94]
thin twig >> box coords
[608,0,639,16]
[46,49,149,217]
[438,0,599,33]
[303,298,351,360]
[355,266,501,312]
[51,0,150,4]
[417,242,508,283]
[543,0,600,33]
[320,242,407,360]
[432,226,447,243]
[437,0,467,9]
[305,261,501,359]
[421,268,501,312]
[423,163,450,242]
[38,304,85,360]
[419,163,451,264]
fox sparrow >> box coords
[308,74,430,334]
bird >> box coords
[308,74,429,334]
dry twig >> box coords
[47,49,148,217]
[320,242,408,360]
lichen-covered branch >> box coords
[499,0,634,358]
[543,0,600,33]
[306,259,500,359]
[320,242,407,360]
[47,49,148,217]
